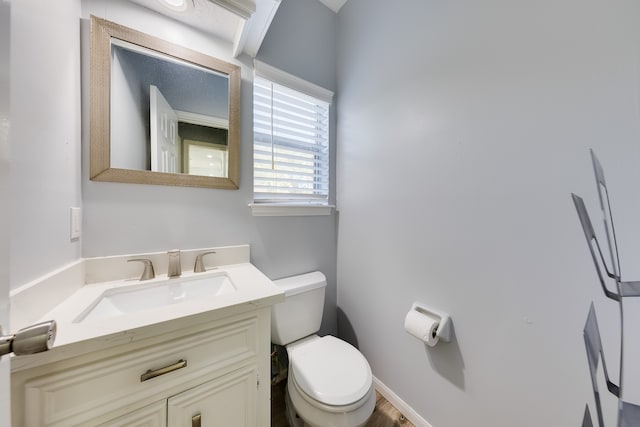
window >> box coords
[252,61,333,216]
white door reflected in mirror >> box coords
[150,85,179,174]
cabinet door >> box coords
[98,400,167,427]
[167,366,257,427]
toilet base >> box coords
[285,375,376,427]
[285,386,306,427]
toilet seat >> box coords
[289,370,374,414]
[288,335,372,407]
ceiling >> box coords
[129,0,241,41]
[127,0,347,58]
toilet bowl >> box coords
[272,272,375,427]
[285,335,375,427]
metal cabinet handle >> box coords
[140,359,187,382]
[192,413,201,427]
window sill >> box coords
[249,203,335,217]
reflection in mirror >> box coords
[111,41,230,177]
[180,123,229,176]
[90,16,240,189]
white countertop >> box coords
[43,262,283,347]
[12,261,284,371]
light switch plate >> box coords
[70,207,81,241]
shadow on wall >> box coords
[337,306,360,349]
[425,323,466,391]
[338,307,466,391]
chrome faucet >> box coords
[194,251,216,273]
[168,250,181,278]
[127,258,155,281]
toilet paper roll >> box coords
[404,309,440,347]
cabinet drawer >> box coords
[23,315,259,426]
[97,400,167,427]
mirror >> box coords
[90,16,241,189]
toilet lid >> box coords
[290,336,372,406]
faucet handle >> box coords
[128,258,155,280]
[194,251,217,273]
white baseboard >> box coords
[373,376,433,427]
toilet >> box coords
[271,271,376,427]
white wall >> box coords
[10,0,82,289]
[81,0,339,334]
[336,0,640,426]
[0,0,11,420]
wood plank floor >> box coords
[271,380,415,427]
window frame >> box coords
[250,60,335,216]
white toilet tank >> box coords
[271,271,327,346]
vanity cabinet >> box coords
[11,308,271,427]
[100,365,258,427]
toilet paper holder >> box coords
[409,302,452,343]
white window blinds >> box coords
[253,66,331,204]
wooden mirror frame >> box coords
[90,16,241,189]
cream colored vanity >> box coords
[10,245,283,427]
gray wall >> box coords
[256,0,338,336]
[256,0,337,92]
[336,0,640,426]
[80,0,339,335]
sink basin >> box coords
[74,274,236,323]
